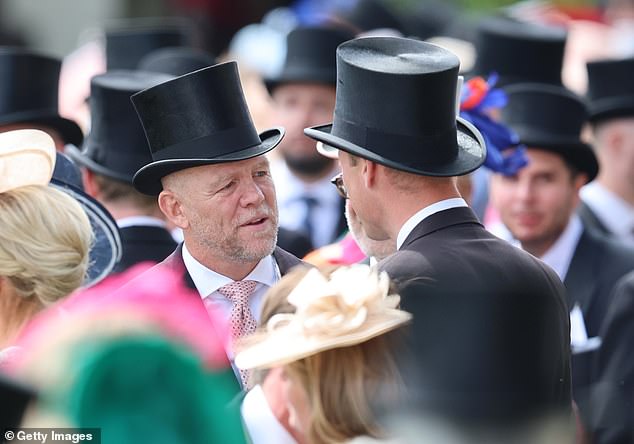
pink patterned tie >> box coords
[217,280,258,388]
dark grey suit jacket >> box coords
[378,207,571,424]
[113,225,177,274]
[564,229,634,427]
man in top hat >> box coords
[267,26,354,257]
[129,60,304,379]
[578,57,634,246]
[488,83,634,428]
[127,61,307,441]
[0,47,84,150]
[304,36,572,430]
[66,70,177,273]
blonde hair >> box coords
[258,266,403,444]
[0,185,92,306]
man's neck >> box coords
[186,244,261,281]
[104,203,165,222]
[597,175,634,207]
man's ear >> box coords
[82,168,99,199]
[362,159,379,188]
[158,190,189,229]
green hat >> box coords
[45,336,247,444]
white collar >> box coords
[181,243,277,298]
[396,198,468,250]
[241,384,297,444]
[539,215,584,281]
[271,159,340,206]
[581,182,634,237]
[117,216,167,229]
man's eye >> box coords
[254,170,269,178]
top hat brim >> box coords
[65,144,133,184]
[265,67,337,95]
[0,112,84,147]
[588,95,634,123]
[133,127,284,196]
[514,129,599,183]
[304,117,486,177]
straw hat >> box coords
[0,129,56,193]
[235,265,412,370]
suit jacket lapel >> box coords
[272,246,306,275]
[400,206,483,249]
[564,230,598,313]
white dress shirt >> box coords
[396,198,469,250]
[271,159,341,248]
[581,182,634,245]
[539,215,584,281]
[116,215,167,229]
[181,244,280,325]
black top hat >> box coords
[265,26,355,93]
[340,0,405,34]
[501,83,598,182]
[472,16,567,87]
[106,20,190,71]
[138,47,216,76]
[131,61,284,195]
[0,48,84,146]
[586,56,634,123]
[304,37,486,177]
[66,70,174,183]
[51,152,122,287]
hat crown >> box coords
[267,26,354,90]
[80,70,174,181]
[131,61,261,162]
[334,38,460,150]
[502,83,587,141]
[586,57,634,121]
[473,17,567,86]
[0,48,61,118]
[106,20,190,70]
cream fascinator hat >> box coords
[235,265,412,370]
[0,129,56,193]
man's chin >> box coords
[284,154,334,176]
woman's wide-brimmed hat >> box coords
[304,37,486,177]
[131,61,284,195]
[501,83,598,183]
[235,265,412,370]
[0,129,56,193]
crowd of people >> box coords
[1,0,633,443]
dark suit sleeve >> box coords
[589,271,634,444]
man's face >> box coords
[171,156,279,263]
[490,149,586,255]
[272,83,336,176]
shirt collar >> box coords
[396,198,468,250]
[581,182,634,237]
[539,214,584,281]
[117,216,167,229]
[241,384,297,444]
[181,243,278,298]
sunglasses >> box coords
[330,173,348,199]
